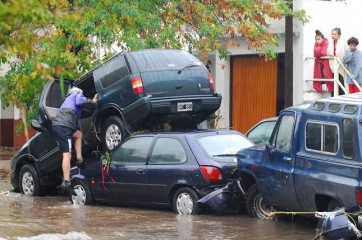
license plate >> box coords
[177,102,193,112]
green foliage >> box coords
[0,0,307,139]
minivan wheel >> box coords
[71,180,94,205]
[101,115,127,151]
[19,164,41,196]
[172,187,199,215]
[246,184,274,219]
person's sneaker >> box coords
[59,180,77,196]
[76,157,84,168]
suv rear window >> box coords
[96,55,129,88]
[197,134,253,162]
[129,50,203,71]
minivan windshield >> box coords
[197,134,254,162]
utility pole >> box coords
[284,0,293,108]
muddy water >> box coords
[0,180,317,240]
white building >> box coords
[208,0,362,133]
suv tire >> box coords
[19,164,42,196]
[101,115,127,151]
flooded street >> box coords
[0,147,317,240]
[0,179,318,239]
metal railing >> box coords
[305,56,362,96]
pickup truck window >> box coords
[343,118,354,158]
[306,122,338,154]
[272,115,294,152]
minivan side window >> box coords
[305,122,338,154]
[273,115,294,152]
[150,138,187,164]
[343,118,354,158]
[98,55,129,88]
[111,137,153,164]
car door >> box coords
[146,136,189,204]
[100,136,153,203]
[38,79,71,130]
[33,79,71,172]
[259,113,301,210]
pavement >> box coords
[0,147,16,170]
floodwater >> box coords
[0,179,318,240]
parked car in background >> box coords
[70,130,254,215]
[245,117,278,144]
[11,49,222,197]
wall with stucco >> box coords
[212,0,362,128]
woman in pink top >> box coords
[313,30,334,94]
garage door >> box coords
[231,55,277,133]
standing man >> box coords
[52,87,98,195]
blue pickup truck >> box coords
[237,94,362,219]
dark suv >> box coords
[10,49,222,196]
[75,49,221,151]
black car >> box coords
[11,49,222,196]
[70,130,254,214]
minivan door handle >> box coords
[175,85,183,90]
[136,168,145,174]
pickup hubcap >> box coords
[22,172,34,195]
[176,193,194,215]
[105,124,122,150]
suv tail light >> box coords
[208,73,215,90]
[131,76,144,94]
[200,166,222,181]
[356,189,362,206]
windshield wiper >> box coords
[178,63,201,74]
[212,153,246,158]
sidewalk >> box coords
[0,147,16,170]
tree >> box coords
[0,0,307,140]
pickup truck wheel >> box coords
[101,115,127,151]
[173,187,199,215]
[19,164,42,196]
[328,199,341,211]
[246,184,274,219]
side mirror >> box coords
[266,142,274,159]
[30,119,45,132]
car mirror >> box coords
[30,119,45,132]
[266,142,274,159]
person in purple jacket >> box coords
[52,87,98,195]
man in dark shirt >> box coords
[53,87,98,195]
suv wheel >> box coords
[101,115,127,151]
[172,187,199,215]
[19,164,41,196]
[246,184,274,219]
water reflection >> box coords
[0,180,317,239]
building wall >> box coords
[212,0,362,129]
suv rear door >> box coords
[129,50,213,98]
[38,79,71,130]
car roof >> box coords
[130,129,242,137]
